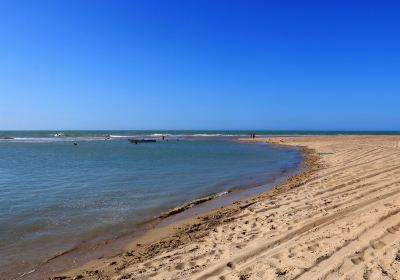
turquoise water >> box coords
[0,132,305,278]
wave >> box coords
[149,133,171,137]
[0,137,108,143]
[109,135,131,138]
[192,133,224,137]
[190,134,248,137]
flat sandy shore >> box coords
[54,135,400,280]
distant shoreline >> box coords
[1,129,400,141]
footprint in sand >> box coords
[227,261,235,269]
[307,243,320,252]
[175,263,185,270]
[387,225,400,234]
[351,256,363,265]
[369,240,386,249]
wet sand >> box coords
[54,135,400,280]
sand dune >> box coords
[57,135,400,280]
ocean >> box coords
[1,130,390,278]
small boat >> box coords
[128,139,157,144]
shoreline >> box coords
[11,141,303,280]
[54,135,400,280]
[49,140,318,280]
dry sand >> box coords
[54,135,400,280]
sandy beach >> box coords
[54,135,400,280]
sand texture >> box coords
[55,135,400,280]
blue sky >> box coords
[1,0,399,130]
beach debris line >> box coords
[158,191,230,219]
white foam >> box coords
[192,134,224,137]
[190,134,247,137]
[109,135,131,138]
[0,137,107,143]
[149,134,171,137]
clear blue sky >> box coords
[1,0,399,130]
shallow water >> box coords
[0,133,302,278]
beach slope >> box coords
[60,135,400,280]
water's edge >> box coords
[10,142,304,280]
